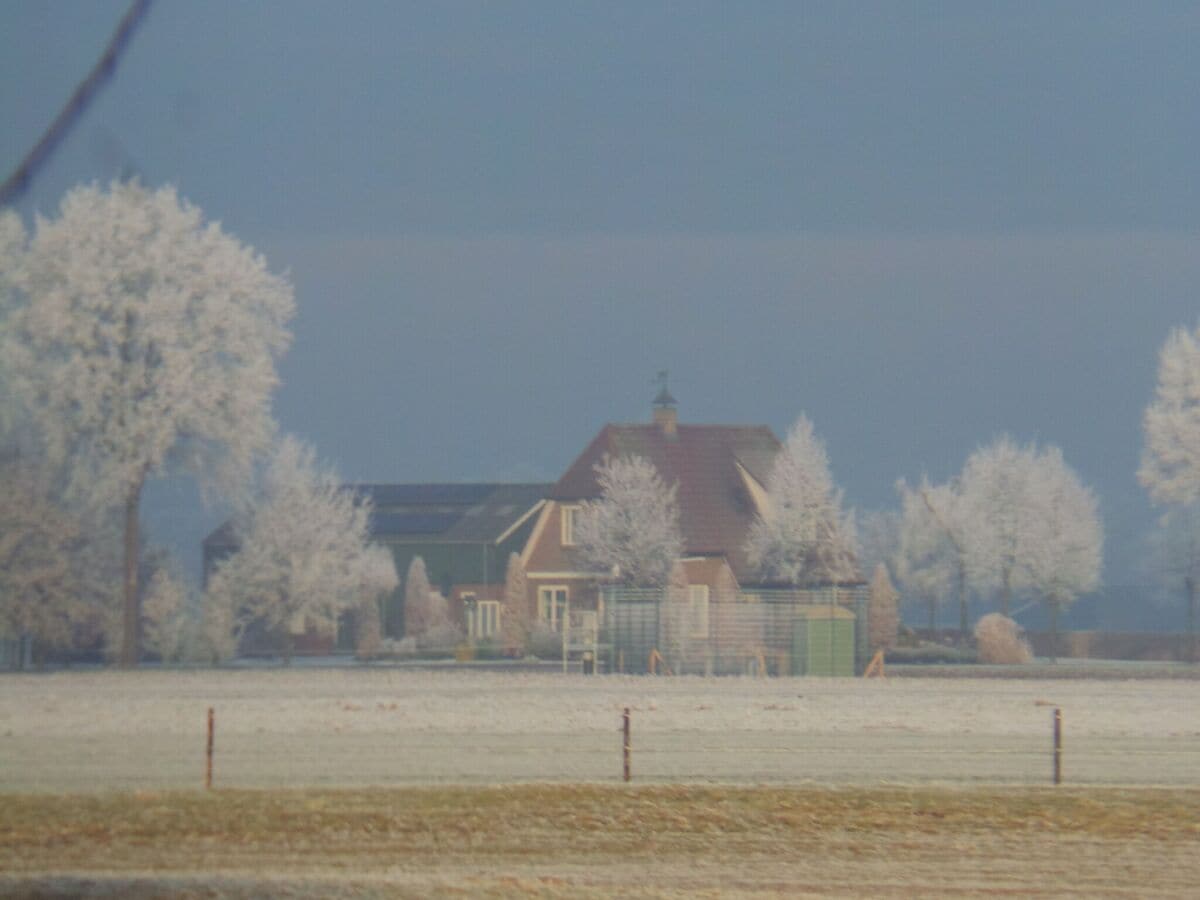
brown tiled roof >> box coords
[551,423,781,579]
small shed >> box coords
[791,605,856,676]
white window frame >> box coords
[471,600,500,639]
[537,585,569,631]
[560,505,579,547]
[688,584,710,639]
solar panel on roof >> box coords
[369,512,461,536]
[350,484,497,506]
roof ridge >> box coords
[608,422,774,431]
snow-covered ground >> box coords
[1,669,1197,791]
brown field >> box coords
[1,785,1198,898]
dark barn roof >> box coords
[204,483,551,551]
[351,483,549,542]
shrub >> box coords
[884,644,977,665]
[387,636,417,656]
[418,621,464,654]
[355,599,383,661]
[528,624,563,660]
[974,613,1033,664]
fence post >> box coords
[1052,707,1062,785]
[206,707,215,790]
[622,707,631,783]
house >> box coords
[202,482,550,648]
[201,393,866,670]
[519,389,784,635]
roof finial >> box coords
[653,370,676,408]
[652,370,678,437]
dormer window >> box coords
[560,505,579,546]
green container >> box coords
[791,606,856,676]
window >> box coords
[560,505,578,546]
[688,585,710,639]
[537,586,569,630]
[470,600,500,639]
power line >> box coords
[0,0,153,208]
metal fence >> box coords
[4,667,1199,794]
[6,702,1200,792]
[602,585,869,676]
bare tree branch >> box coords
[0,0,153,208]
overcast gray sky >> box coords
[4,1,1200,590]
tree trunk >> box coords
[957,567,968,639]
[1048,598,1059,664]
[119,474,145,668]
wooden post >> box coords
[622,707,631,782]
[1052,707,1062,785]
[863,649,885,679]
[649,648,671,675]
[206,707,215,790]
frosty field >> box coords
[2,668,1199,791]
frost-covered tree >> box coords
[421,591,462,650]
[746,416,858,586]
[404,556,436,637]
[1140,325,1200,505]
[573,454,684,587]
[867,563,899,653]
[895,478,974,634]
[1022,446,1102,660]
[1147,504,1200,663]
[1,182,294,666]
[958,437,1044,616]
[960,437,1101,636]
[857,509,900,584]
[364,546,398,630]
[0,211,26,439]
[402,558,461,649]
[500,552,531,655]
[894,481,954,631]
[201,582,238,663]
[0,460,89,664]
[141,565,189,663]
[1139,326,1200,661]
[354,595,383,661]
[353,545,394,661]
[204,437,397,662]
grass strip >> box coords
[2,784,1198,875]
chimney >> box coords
[652,375,678,437]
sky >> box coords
[3,1,1200,602]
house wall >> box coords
[520,500,599,628]
[523,501,578,574]
[379,512,542,638]
[520,499,740,636]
